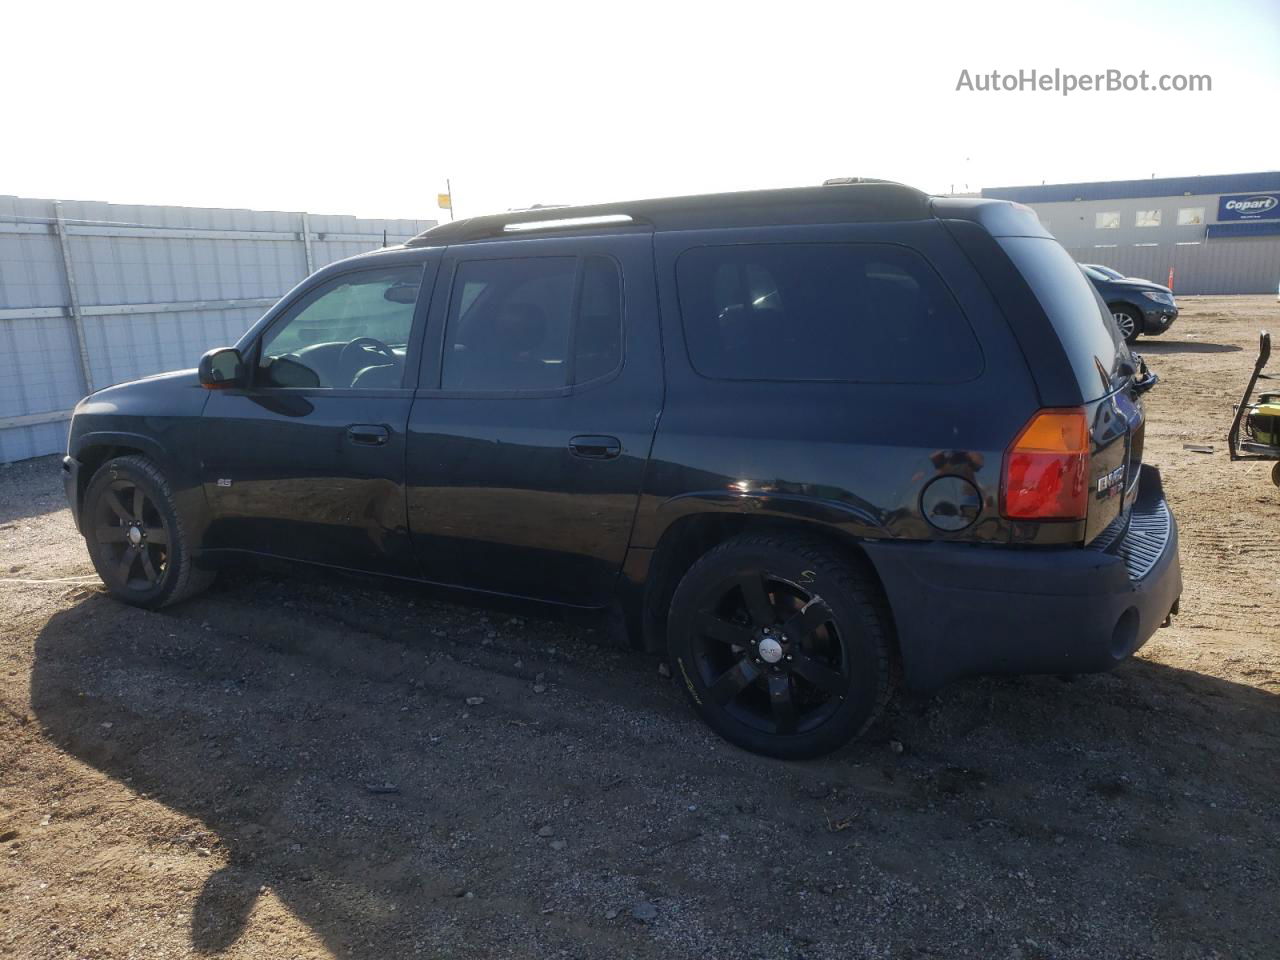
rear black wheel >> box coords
[83,455,214,608]
[1272,461,1280,489]
[667,534,894,759]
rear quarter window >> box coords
[675,242,982,383]
[997,237,1127,401]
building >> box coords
[982,172,1280,295]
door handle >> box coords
[348,424,390,446]
[569,435,621,460]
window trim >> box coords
[673,239,984,385]
[249,262,430,393]
[426,252,626,398]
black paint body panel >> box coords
[62,185,1182,690]
[405,233,663,606]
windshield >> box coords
[1080,265,1109,282]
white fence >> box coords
[0,194,436,462]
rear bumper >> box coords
[863,465,1182,691]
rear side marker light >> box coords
[1001,408,1090,521]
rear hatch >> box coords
[996,236,1143,543]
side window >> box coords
[258,265,423,389]
[440,255,623,392]
[675,242,982,383]
[573,256,622,384]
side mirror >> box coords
[198,347,245,389]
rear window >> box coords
[999,237,1128,400]
[675,243,982,383]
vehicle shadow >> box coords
[1137,340,1242,354]
[28,587,1280,959]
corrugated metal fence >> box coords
[0,195,436,462]
[1065,236,1280,295]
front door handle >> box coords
[348,424,390,446]
[569,435,621,460]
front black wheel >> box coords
[83,455,214,608]
[667,534,894,759]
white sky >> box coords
[2,0,1277,222]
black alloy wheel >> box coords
[82,455,214,608]
[690,572,848,736]
[93,477,170,591]
[667,534,894,759]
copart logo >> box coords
[1224,196,1279,214]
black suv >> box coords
[1080,263,1179,343]
[62,182,1182,759]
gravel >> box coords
[0,296,1278,959]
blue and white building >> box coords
[982,172,1280,295]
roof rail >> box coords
[503,214,635,234]
[822,177,896,186]
[404,182,931,247]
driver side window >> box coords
[257,265,423,389]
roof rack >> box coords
[503,213,635,233]
[821,176,897,186]
[404,181,931,246]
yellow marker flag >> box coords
[437,193,452,210]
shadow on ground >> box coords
[28,580,1280,959]
[1138,340,1242,354]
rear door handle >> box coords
[348,424,390,446]
[569,435,621,460]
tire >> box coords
[1111,306,1142,345]
[666,534,894,760]
[1272,461,1280,489]
[82,455,215,609]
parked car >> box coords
[1080,263,1179,343]
[1081,262,1126,281]
[62,182,1182,759]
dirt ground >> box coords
[1,296,1277,960]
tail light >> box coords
[1001,408,1090,520]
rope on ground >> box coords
[0,575,101,585]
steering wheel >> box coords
[338,337,397,378]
